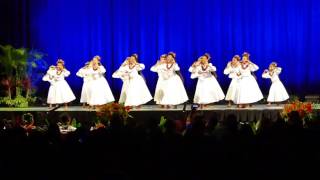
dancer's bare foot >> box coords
[267,102,271,106]
[49,104,52,108]
[160,105,165,108]
[82,103,87,108]
[64,104,68,110]
[228,102,232,107]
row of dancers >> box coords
[42,52,289,109]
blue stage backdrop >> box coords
[2,0,320,100]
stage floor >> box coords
[0,104,284,112]
[2,104,318,127]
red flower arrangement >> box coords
[281,100,313,121]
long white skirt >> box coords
[267,81,289,102]
[80,81,90,103]
[233,76,263,104]
[88,77,115,106]
[119,80,129,104]
[154,78,165,104]
[124,76,152,106]
[193,77,225,104]
[160,75,189,105]
[47,80,76,104]
[225,78,239,101]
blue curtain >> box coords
[2,0,320,99]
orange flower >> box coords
[305,103,312,113]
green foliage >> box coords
[289,95,300,102]
[71,118,82,128]
[250,120,261,135]
[0,95,36,107]
[0,44,45,107]
[158,116,167,133]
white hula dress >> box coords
[76,67,91,103]
[112,66,129,104]
[262,67,289,102]
[150,63,166,104]
[113,63,152,106]
[87,65,115,106]
[224,62,240,101]
[189,63,225,104]
[42,68,76,104]
[160,63,189,105]
[233,63,263,104]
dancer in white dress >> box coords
[224,55,241,107]
[76,61,91,107]
[160,52,188,108]
[112,54,152,107]
[112,57,130,104]
[262,62,289,105]
[42,59,76,108]
[233,52,263,108]
[189,53,225,108]
[87,56,115,107]
[150,54,167,106]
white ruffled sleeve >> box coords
[99,65,106,74]
[188,66,196,73]
[137,63,145,71]
[112,69,122,79]
[63,69,71,77]
[174,63,180,71]
[262,71,271,79]
[209,63,217,72]
[223,62,231,75]
[275,67,282,75]
[76,68,84,78]
[250,63,259,72]
[150,63,159,72]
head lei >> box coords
[56,59,65,65]
[242,52,250,58]
[271,62,278,67]
[160,54,167,58]
[94,55,101,61]
[168,52,176,58]
[203,53,211,60]
[132,53,138,60]
[233,55,241,61]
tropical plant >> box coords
[95,103,132,127]
[0,45,47,107]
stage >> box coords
[0,104,287,129]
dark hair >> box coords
[167,52,176,59]
[203,53,211,60]
[131,53,138,62]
